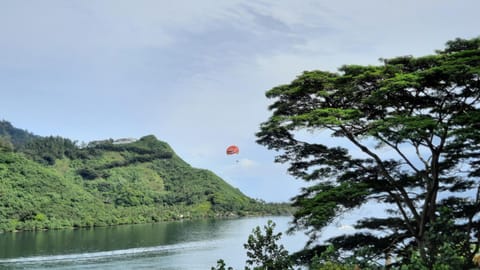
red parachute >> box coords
[226,145,239,155]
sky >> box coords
[0,0,479,202]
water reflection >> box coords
[1,219,226,258]
[0,216,307,270]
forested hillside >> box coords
[0,120,289,232]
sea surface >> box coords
[0,216,309,269]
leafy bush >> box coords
[212,220,294,270]
[244,220,293,269]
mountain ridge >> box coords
[0,120,290,232]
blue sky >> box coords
[1,0,479,202]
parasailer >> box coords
[226,145,239,155]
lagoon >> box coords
[0,216,308,269]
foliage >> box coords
[244,220,293,269]
[0,120,38,148]
[256,37,480,268]
[211,259,234,270]
[294,244,382,270]
[398,208,467,270]
[0,136,13,152]
[308,245,351,270]
[0,121,292,232]
[212,220,294,270]
[312,262,351,270]
[18,136,79,165]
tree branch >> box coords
[339,126,420,223]
[375,134,423,175]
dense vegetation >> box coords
[254,37,480,269]
[0,120,290,233]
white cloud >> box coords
[1,0,480,202]
[237,158,259,169]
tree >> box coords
[212,220,293,270]
[0,136,13,152]
[256,37,480,268]
[244,220,293,269]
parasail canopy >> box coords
[226,145,239,155]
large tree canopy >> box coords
[257,37,480,268]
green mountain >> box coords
[0,120,38,150]
[0,120,288,232]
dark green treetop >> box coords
[257,37,480,268]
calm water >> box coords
[0,216,308,269]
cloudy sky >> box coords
[1,0,479,202]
